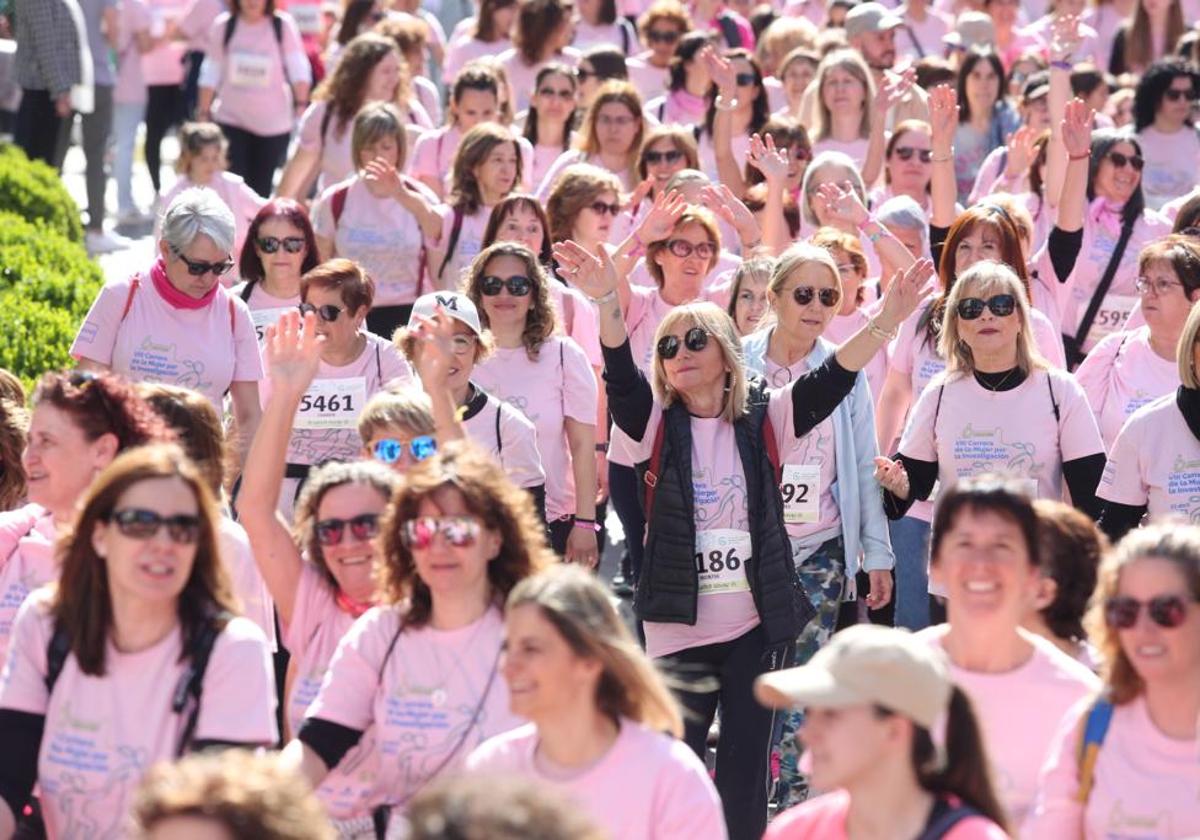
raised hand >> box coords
[265,308,323,397]
[700,45,736,95]
[627,176,655,209]
[928,84,958,153]
[701,183,759,244]
[1049,13,1084,62]
[877,257,936,330]
[814,181,869,227]
[874,67,915,116]
[362,157,403,200]
[1004,124,1038,178]
[408,307,459,391]
[746,132,790,184]
[873,456,911,500]
[1061,97,1095,160]
[634,189,687,245]
[552,240,619,301]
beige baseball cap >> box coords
[943,11,995,51]
[754,625,952,730]
[844,2,904,40]
[409,291,483,337]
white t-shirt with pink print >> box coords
[0,591,277,840]
[462,387,547,490]
[0,505,56,672]
[1074,326,1179,450]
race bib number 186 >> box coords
[694,529,752,596]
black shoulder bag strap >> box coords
[436,205,467,283]
[914,798,986,840]
[44,623,71,695]
[172,613,230,757]
[1065,218,1136,368]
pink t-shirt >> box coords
[472,337,598,520]
[157,175,265,282]
[530,143,571,196]
[1074,326,1179,450]
[238,281,301,345]
[141,0,188,85]
[409,126,536,197]
[313,175,442,306]
[296,100,356,193]
[304,603,525,816]
[177,0,224,52]
[114,0,152,105]
[0,592,277,839]
[219,516,276,649]
[916,626,1101,826]
[1136,125,1200,212]
[627,55,671,104]
[283,563,379,819]
[549,281,602,368]
[536,149,635,199]
[645,90,707,127]
[498,47,582,113]
[201,11,311,136]
[1096,392,1200,521]
[443,36,508,84]
[812,137,870,170]
[697,132,751,184]
[899,367,1105,511]
[895,9,952,63]
[765,790,1008,840]
[0,506,56,671]
[462,387,547,490]
[433,204,494,292]
[466,719,728,840]
[1024,694,1200,840]
[824,302,886,401]
[71,270,265,411]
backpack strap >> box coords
[239,279,256,303]
[120,276,141,322]
[331,184,350,227]
[643,415,666,523]
[222,13,238,48]
[436,205,467,284]
[319,102,335,147]
[43,623,71,695]
[172,612,230,757]
[763,412,782,484]
[620,20,630,54]
[1075,698,1115,804]
[914,799,984,840]
[494,399,503,455]
[1065,218,1136,367]
[375,340,382,381]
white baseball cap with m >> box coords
[408,291,483,337]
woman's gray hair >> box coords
[159,187,236,256]
[800,151,866,227]
[875,195,929,252]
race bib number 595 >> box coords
[694,529,752,596]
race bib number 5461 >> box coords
[694,529,752,596]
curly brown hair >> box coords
[0,399,28,511]
[376,440,556,627]
[462,243,558,361]
[312,33,406,140]
[449,123,523,215]
[33,370,172,452]
[545,163,623,244]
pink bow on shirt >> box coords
[1089,196,1125,239]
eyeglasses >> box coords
[537,86,575,100]
[450,334,478,355]
[480,274,533,296]
[1181,226,1200,237]
[644,149,684,166]
[735,72,757,87]
[1104,594,1191,629]
[316,513,381,546]
[1164,87,1196,102]
[172,249,234,277]
[373,435,437,464]
[792,285,841,307]
[589,200,622,217]
[656,326,709,358]
[956,294,1016,320]
[1105,151,1145,171]
[576,68,598,81]
[299,302,344,322]
[369,9,386,22]
[892,146,933,163]
[256,236,306,254]
[400,515,482,549]
[647,28,681,43]
[791,146,812,162]
[1135,275,1184,296]
[665,239,717,259]
[597,114,636,128]
[108,508,202,545]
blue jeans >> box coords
[890,515,931,631]
[113,101,143,215]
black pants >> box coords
[608,461,645,581]
[145,83,185,193]
[15,88,70,170]
[220,122,291,198]
[836,569,896,630]
[658,624,783,840]
[183,50,205,118]
[366,303,415,341]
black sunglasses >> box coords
[576,67,598,81]
[656,326,709,359]
[1105,594,1191,629]
[299,302,344,322]
[644,149,684,166]
[172,249,234,277]
[1105,151,1145,171]
[315,513,381,547]
[109,508,202,545]
[735,72,757,87]
[647,28,681,43]
[1164,87,1196,102]
[589,201,622,217]
[480,274,533,296]
[956,294,1015,320]
[792,285,840,307]
[893,146,933,163]
[256,235,306,254]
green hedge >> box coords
[0,293,81,391]
[0,144,83,243]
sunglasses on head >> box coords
[1105,151,1145,171]
[656,326,709,359]
[893,146,932,163]
[665,238,716,260]
[647,28,680,43]
[792,285,840,307]
[256,235,306,254]
[299,302,344,322]
[172,249,234,277]
[315,513,381,547]
[480,274,533,296]
[109,508,202,545]
[735,72,757,87]
[576,67,598,81]
[1164,87,1195,102]
[589,200,622,217]
[373,435,437,464]
[1104,594,1191,629]
[956,294,1015,320]
[644,149,684,166]
[401,515,482,549]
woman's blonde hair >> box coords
[769,241,842,307]
[651,302,748,422]
[1178,298,1200,388]
[350,101,409,171]
[938,260,1047,377]
[463,243,559,360]
[507,565,684,736]
[545,163,623,243]
[357,385,437,444]
[645,208,721,287]
[812,48,875,143]
[575,81,645,185]
[1085,523,1200,704]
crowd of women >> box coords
[3,0,1200,836]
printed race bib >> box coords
[1087,294,1136,345]
[289,3,323,34]
[781,464,820,524]
[694,529,751,596]
[250,307,291,344]
[229,52,272,88]
[295,378,366,430]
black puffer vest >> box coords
[633,380,816,652]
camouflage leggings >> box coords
[773,536,846,810]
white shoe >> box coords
[86,229,133,255]
[117,208,151,226]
